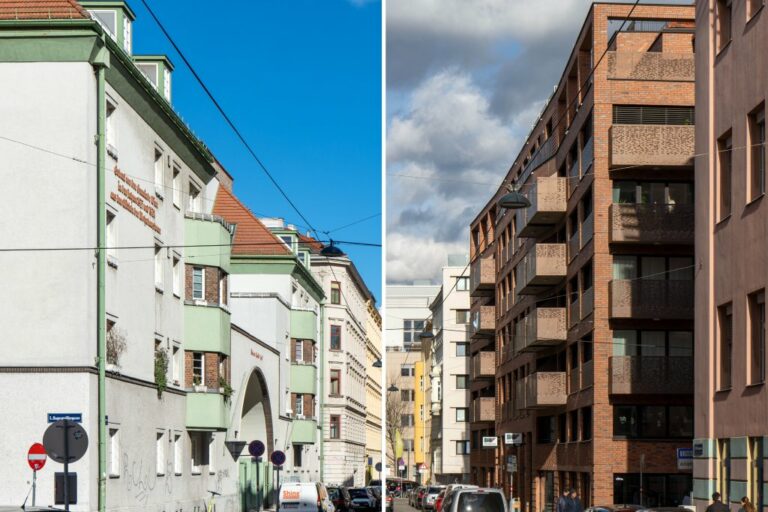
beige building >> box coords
[366,300,383,483]
[386,344,421,480]
[694,1,768,511]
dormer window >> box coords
[90,10,117,39]
[137,63,158,88]
[280,235,295,252]
[123,16,132,54]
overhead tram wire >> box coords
[139,0,319,239]
[0,239,381,253]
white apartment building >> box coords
[385,284,441,348]
[311,252,374,486]
[427,256,472,484]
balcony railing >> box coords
[568,298,580,329]
[568,360,593,394]
[521,372,567,409]
[609,279,694,319]
[581,213,594,248]
[519,134,559,186]
[607,51,695,82]
[610,203,694,244]
[471,304,496,335]
[471,351,496,379]
[568,158,580,196]
[516,244,567,295]
[611,124,695,167]
[568,233,579,262]
[581,287,594,318]
[472,397,496,422]
[609,356,693,395]
[518,307,567,352]
[471,253,496,296]
[516,177,567,238]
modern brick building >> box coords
[469,3,697,509]
[693,1,768,511]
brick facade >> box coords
[184,263,228,305]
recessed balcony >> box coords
[610,203,694,245]
[471,396,495,422]
[470,253,496,296]
[521,372,567,409]
[607,51,695,82]
[609,356,694,395]
[610,124,695,167]
[609,279,694,319]
[516,244,567,295]
[516,177,567,238]
[517,307,567,352]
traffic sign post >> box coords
[271,451,286,512]
[43,419,89,511]
[250,441,266,512]
[26,443,47,507]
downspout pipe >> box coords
[319,300,326,482]
[91,40,110,512]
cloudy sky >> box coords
[386,0,688,284]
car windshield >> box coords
[429,488,442,494]
[457,492,505,512]
[349,489,370,499]
[328,489,341,500]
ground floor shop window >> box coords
[613,473,691,507]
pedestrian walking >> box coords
[706,493,730,512]
[739,497,756,512]
[557,489,570,512]
[569,489,583,512]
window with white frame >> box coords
[171,345,181,385]
[89,9,116,38]
[138,63,159,88]
[219,273,226,305]
[172,165,181,207]
[156,431,165,475]
[106,100,117,151]
[192,267,204,300]
[190,433,202,474]
[154,148,164,196]
[208,435,215,474]
[295,340,303,362]
[456,277,470,291]
[295,394,304,416]
[154,245,163,290]
[122,16,132,53]
[173,433,182,475]
[188,182,201,213]
[192,352,204,385]
[109,428,120,477]
[172,257,180,297]
[106,211,117,260]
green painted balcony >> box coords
[290,363,318,394]
[291,309,318,341]
[185,215,232,273]
[185,305,231,355]
[291,418,318,444]
[186,391,230,431]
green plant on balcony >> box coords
[154,347,169,398]
[219,376,233,403]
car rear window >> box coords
[329,489,341,500]
[457,492,505,512]
[429,487,442,493]
[349,489,370,499]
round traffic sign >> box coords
[270,450,286,466]
[28,443,47,471]
[375,462,382,472]
[43,420,89,464]
[249,440,265,458]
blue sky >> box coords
[132,0,382,302]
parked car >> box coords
[435,490,447,512]
[585,505,644,512]
[367,486,382,510]
[415,487,428,509]
[423,486,446,510]
[346,487,377,512]
[410,487,424,508]
[279,482,336,512]
[441,488,507,512]
[327,486,348,512]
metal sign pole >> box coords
[63,420,70,511]
[256,457,261,512]
[276,465,281,512]
[32,469,36,507]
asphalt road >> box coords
[394,497,420,512]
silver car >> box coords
[422,487,446,510]
[441,488,507,512]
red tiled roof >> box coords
[0,0,89,20]
[298,232,324,252]
[212,186,292,256]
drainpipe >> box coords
[319,300,326,482]
[92,43,109,512]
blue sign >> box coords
[271,450,286,467]
[677,448,693,459]
[48,413,82,423]
[249,440,265,458]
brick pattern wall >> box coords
[291,393,317,419]
[184,351,230,387]
[184,264,228,305]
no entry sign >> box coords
[28,443,47,471]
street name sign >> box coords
[47,413,82,423]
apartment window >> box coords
[171,345,181,385]
[330,281,341,304]
[569,411,578,442]
[401,364,415,377]
[156,431,165,475]
[330,415,341,439]
[749,290,766,384]
[401,414,414,427]
[330,369,341,395]
[293,444,303,468]
[612,181,694,206]
[137,63,158,87]
[749,0,764,19]
[718,132,733,219]
[401,389,414,402]
[719,303,733,390]
[154,245,163,290]
[403,319,425,344]
[456,407,468,422]
[192,267,204,300]
[173,433,182,475]
[456,342,469,357]
[172,165,181,207]
[749,437,764,511]
[456,310,470,324]
[109,428,120,477]
[581,407,592,441]
[456,441,470,455]
[188,182,201,213]
[330,325,341,350]
[172,257,180,297]
[558,414,567,443]
[614,405,693,438]
[154,148,164,196]
[612,105,695,126]
[456,277,470,291]
[716,0,732,52]
[537,416,556,444]
[106,211,117,260]
[295,393,304,416]
[192,352,204,385]
[190,433,204,475]
[105,99,117,150]
[208,436,215,474]
[718,439,731,502]
[403,439,414,451]
[219,274,227,305]
[455,375,468,389]
[295,340,303,362]
[90,9,116,37]
[612,255,694,282]
[750,104,766,199]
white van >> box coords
[279,482,336,512]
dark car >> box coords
[328,486,349,512]
[346,487,377,512]
[586,505,644,512]
[367,486,382,510]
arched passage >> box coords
[239,367,274,453]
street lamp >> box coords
[387,385,399,392]
[497,183,530,210]
[418,330,434,340]
[373,359,382,368]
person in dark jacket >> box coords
[569,489,583,512]
[706,492,730,512]
[557,489,571,512]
